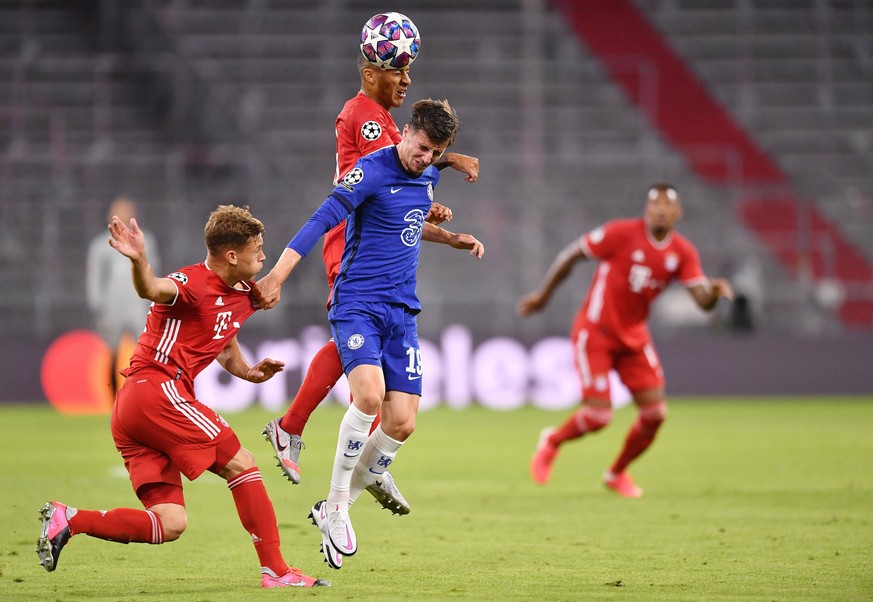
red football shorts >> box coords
[572,327,665,401]
[111,370,241,506]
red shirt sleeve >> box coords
[164,267,200,307]
[676,237,707,286]
[335,97,400,181]
[325,95,402,305]
[580,219,628,260]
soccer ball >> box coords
[360,12,420,70]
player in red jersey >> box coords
[261,51,480,515]
[36,205,329,589]
[518,184,734,497]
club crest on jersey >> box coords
[348,333,365,350]
[426,182,434,201]
[168,272,188,285]
[341,167,364,192]
[631,249,645,263]
[361,120,382,141]
[665,252,679,272]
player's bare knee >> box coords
[219,447,257,480]
[162,516,187,541]
[639,401,667,425]
[161,516,187,541]
[393,417,415,440]
[353,393,383,415]
[381,413,415,441]
[580,405,613,431]
[235,447,257,469]
[151,505,187,541]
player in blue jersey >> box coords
[256,99,482,569]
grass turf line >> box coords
[0,398,871,601]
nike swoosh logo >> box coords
[390,187,403,194]
[368,468,385,475]
[408,375,422,380]
[343,452,358,458]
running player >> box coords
[519,184,733,497]
[37,205,329,588]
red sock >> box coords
[610,402,667,474]
[369,412,381,435]
[279,341,344,436]
[69,508,163,544]
[549,405,613,446]
[228,468,287,576]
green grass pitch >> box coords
[1,398,871,601]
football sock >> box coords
[227,468,287,577]
[69,508,163,544]
[349,425,404,503]
[369,412,382,435]
[610,401,667,474]
[328,404,376,507]
[549,405,613,446]
[343,390,385,434]
[279,340,344,436]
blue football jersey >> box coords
[330,145,439,311]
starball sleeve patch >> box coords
[168,272,189,285]
[341,167,365,192]
[361,120,382,141]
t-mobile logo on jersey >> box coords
[628,264,652,293]
[212,311,233,340]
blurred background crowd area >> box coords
[1,0,872,343]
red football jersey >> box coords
[125,263,259,389]
[573,218,708,349]
[322,92,402,303]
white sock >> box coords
[349,425,404,503]
[327,404,376,507]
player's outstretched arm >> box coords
[255,247,303,310]
[107,215,177,304]
[517,239,588,317]
[688,277,735,311]
[217,336,286,383]
[448,232,484,258]
[421,222,451,245]
[255,194,351,309]
[435,152,479,183]
[422,224,484,258]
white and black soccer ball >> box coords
[360,12,420,70]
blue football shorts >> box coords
[328,301,422,396]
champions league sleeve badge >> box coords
[341,167,365,192]
[361,120,382,141]
[168,272,189,285]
